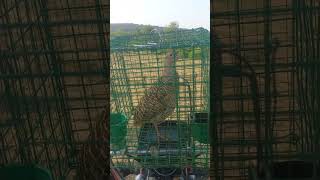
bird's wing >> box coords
[133,83,176,126]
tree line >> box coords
[111,21,180,37]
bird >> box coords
[132,49,179,146]
[78,108,109,180]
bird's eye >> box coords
[170,54,172,56]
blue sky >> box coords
[110,0,209,30]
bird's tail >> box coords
[131,110,142,127]
[132,118,143,128]
[131,116,143,142]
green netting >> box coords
[211,0,320,179]
[110,28,210,174]
[1,0,109,179]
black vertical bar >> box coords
[210,28,223,179]
[264,0,273,165]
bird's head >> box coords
[165,49,179,66]
[163,49,180,79]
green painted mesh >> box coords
[110,28,210,173]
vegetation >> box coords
[111,21,182,37]
[164,21,179,32]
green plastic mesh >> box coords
[110,28,210,173]
[0,0,109,179]
[211,0,320,179]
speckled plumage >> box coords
[132,77,178,127]
[132,50,179,143]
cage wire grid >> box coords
[211,0,320,179]
[0,0,109,179]
[1,0,320,179]
[110,28,210,176]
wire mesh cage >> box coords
[1,0,109,179]
[110,28,210,178]
[211,0,320,179]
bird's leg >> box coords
[153,122,169,145]
[153,123,162,146]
